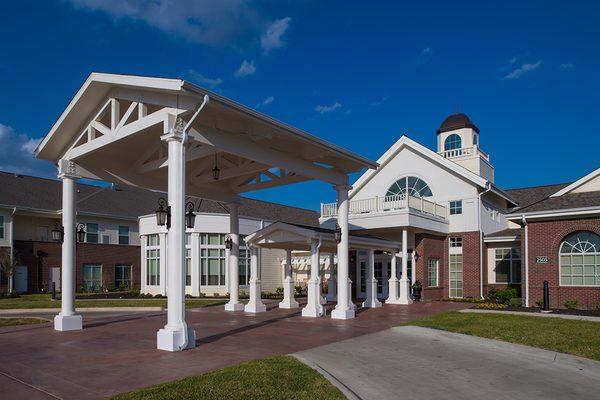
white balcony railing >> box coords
[439,146,489,161]
[320,194,447,219]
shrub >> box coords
[594,301,600,310]
[198,292,206,298]
[154,294,164,298]
[275,287,284,296]
[508,297,523,307]
[535,299,544,308]
[474,302,506,310]
[487,287,518,305]
[564,299,579,309]
[294,285,306,296]
[213,292,220,298]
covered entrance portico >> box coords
[35,73,377,351]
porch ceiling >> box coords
[36,73,377,203]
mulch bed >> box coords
[499,306,600,317]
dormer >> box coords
[436,113,495,182]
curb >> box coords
[460,308,600,322]
[292,354,362,400]
[0,307,164,314]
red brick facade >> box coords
[13,240,141,293]
[0,246,10,294]
[525,217,600,309]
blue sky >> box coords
[1,1,599,210]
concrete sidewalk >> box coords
[295,326,600,400]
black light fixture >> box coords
[51,223,64,242]
[185,201,196,229]
[76,223,86,243]
[224,234,233,250]
[156,198,171,228]
[212,153,220,180]
[413,252,420,262]
[334,224,342,243]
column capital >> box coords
[161,114,185,142]
[57,159,80,180]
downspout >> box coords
[521,215,529,307]
[178,94,209,351]
[478,182,492,300]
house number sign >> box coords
[536,256,549,264]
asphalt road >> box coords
[295,326,600,400]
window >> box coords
[115,265,132,289]
[0,215,4,239]
[428,259,439,287]
[449,200,463,215]
[86,223,99,243]
[449,255,463,298]
[185,233,192,286]
[239,248,250,286]
[146,234,160,286]
[494,248,521,284]
[444,134,462,151]
[200,233,224,246]
[118,226,130,245]
[83,264,102,292]
[386,176,433,198]
[559,231,600,286]
[450,237,463,248]
[199,233,226,286]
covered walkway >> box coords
[0,302,469,400]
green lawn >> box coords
[0,294,227,309]
[407,311,600,361]
[0,317,50,327]
[111,356,344,400]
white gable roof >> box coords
[350,135,487,198]
[550,167,600,197]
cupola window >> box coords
[444,134,462,151]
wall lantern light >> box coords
[185,201,196,229]
[212,153,220,180]
[156,198,171,228]
[51,223,64,242]
[413,252,420,262]
[334,224,342,243]
[76,223,86,243]
[225,234,233,250]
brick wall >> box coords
[460,231,482,298]
[0,246,10,294]
[526,217,600,309]
[13,240,141,293]
[414,233,446,300]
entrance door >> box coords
[374,259,390,299]
[50,267,61,292]
[14,266,27,293]
[356,258,367,298]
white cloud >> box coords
[0,123,55,177]
[261,17,291,53]
[255,96,275,108]
[235,60,256,78]
[370,96,388,107]
[181,69,223,88]
[558,62,574,70]
[416,47,433,65]
[503,60,542,80]
[315,102,342,114]
[68,0,264,47]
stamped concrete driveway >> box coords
[0,301,468,400]
[295,325,600,400]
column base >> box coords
[302,305,324,317]
[386,278,402,304]
[279,298,299,309]
[362,298,382,308]
[54,314,82,331]
[244,302,266,313]
[224,302,245,312]
[398,278,413,305]
[157,325,196,352]
[331,307,355,320]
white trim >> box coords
[484,236,520,243]
[507,206,600,220]
[550,167,600,197]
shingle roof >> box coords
[485,228,521,238]
[505,182,600,214]
[0,171,319,226]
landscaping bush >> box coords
[275,287,284,296]
[564,299,579,310]
[438,297,485,303]
[594,301,600,310]
[294,285,306,296]
[474,302,506,310]
[508,297,523,307]
[487,287,518,305]
[535,299,544,308]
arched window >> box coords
[386,176,433,198]
[444,134,462,151]
[559,231,600,286]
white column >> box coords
[54,174,82,331]
[326,253,336,302]
[279,249,299,308]
[245,245,266,313]
[157,121,196,351]
[140,236,147,294]
[191,233,201,297]
[363,249,382,308]
[398,229,413,305]
[386,250,402,304]
[332,184,355,319]
[302,238,324,317]
[225,203,244,311]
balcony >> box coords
[321,194,447,220]
[439,146,489,161]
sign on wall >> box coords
[536,256,549,264]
